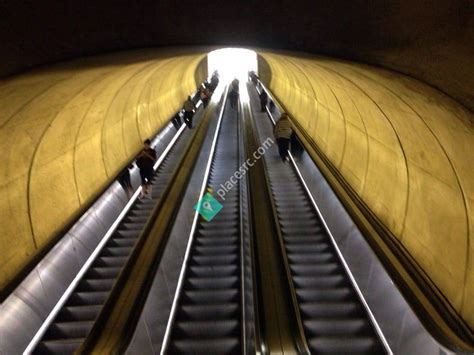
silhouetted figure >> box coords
[200,86,211,107]
[274,113,293,161]
[248,71,259,84]
[259,90,268,112]
[136,139,157,199]
[209,72,219,92]
[183,96,197,128]
[229,78,240,109]
[290,132,303,159]
[269,100,276,113]
[172,112,182,130]
[118,164,134,198]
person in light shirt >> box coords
[274,113,293,161]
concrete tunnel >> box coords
[0,0,473,353]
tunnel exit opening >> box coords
[207,48,258,83]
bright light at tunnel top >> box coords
[207,48,258,83]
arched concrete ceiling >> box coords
[0,0,472,110]
[0,47,472,344]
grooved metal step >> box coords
[167,99,242,354]
[32,120,193,354]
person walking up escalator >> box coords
[229,78,240,109]
[183,96,197,128]
[136,139,157,199]
[274,113,293,162]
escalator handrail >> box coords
[236,91,263,355]
[160,85,230,354]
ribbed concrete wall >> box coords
[0,49,206,291]
[258,51,474,331]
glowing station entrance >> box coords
[207,48,258,83]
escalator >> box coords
[32,103,206,354]
[163,91,244,354]
[248,83,389,354]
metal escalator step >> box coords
[135,201,158,209]
[44,321,92,339]
[197,227,238,236]
[287,253,335,264]
[304,319,373,336]
[169,337,240,354]
[76,278,115,292]
[135,203,155,210]
[194,245,238,255]
[270,184,302,191]
[283,235,326,244]
[177,303,239,320]
[296,288,354,303]
[277,211,315,222]
[129,210,149,217]
[280,221,321,231]
[101,246,132,257]
[196,236,238,246]
[281,225,323,234]
[290,263,340,276]
[173,319,239,338]
[300,302,364,318]
[273,193,307,201]
[185,276,238,290]
[308,336,383,354]
[108,238,136,247]
[191,255,238,266]
[293,275,348,288]
[277,203,313,211]
[268,178,299,184]
[198,220,238,229]
[182,289,239,304]
[210,211,239,220]
[126,215,149,223]
[121,222,146,231]
[86,266,121,279]
[114,230,139,239]
[55,305,101,322]
[285,243,330,254]
[35,339,83,355]
[67,291,109,306]
[95,256,127,267]
[189,265,238,278]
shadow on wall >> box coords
[257,50,474,348]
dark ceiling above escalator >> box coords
[0,0,473,110]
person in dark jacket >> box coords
[229,78,240,109]
[172,112,182,131]
[136,139,157,198]
[259,90,268,112]
[183,96,197,128]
